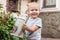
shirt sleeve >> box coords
[33,18,42,28]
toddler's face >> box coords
[28,5,40,18]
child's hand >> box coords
[12,26,17,33]
[22,23,27,30]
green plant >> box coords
[0,12,15,40]
[0,12,26,40]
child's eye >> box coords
[31,9,34,11]
[35,9,38,11]
[31,9,38,11]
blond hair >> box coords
[27,2,40,8]
[26,2,40,16]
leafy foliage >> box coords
[0,12,15,40]
[0,12,26,40]
[0,5,26,40]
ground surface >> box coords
[42,38,60,40]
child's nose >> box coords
[33,10,36,12]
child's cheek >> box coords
[30,11,32,14]
[28,11,31,14]
[37,11,40,13]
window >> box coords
[7,0,18,12]
[43,0,56,8]
[28,0,38,2]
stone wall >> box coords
[39,12,60,38]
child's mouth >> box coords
[31,13,37,15]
